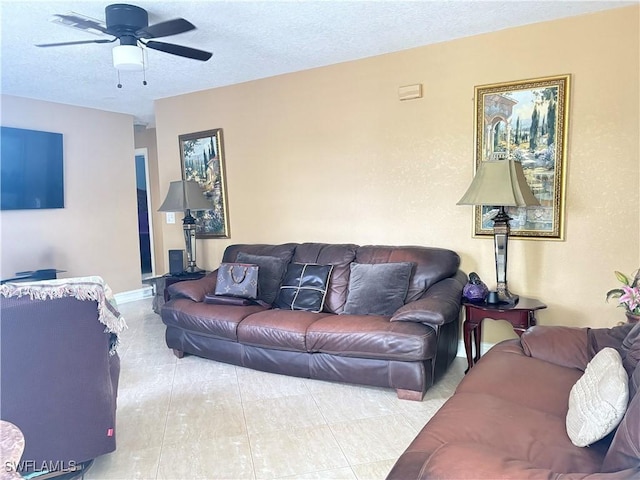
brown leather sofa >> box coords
[161,243,466,400]
[387,323,640,479]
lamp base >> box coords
[496,284,519,305]
[184,264,205,274]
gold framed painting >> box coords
[473,75,570,239]
[178,128,230,238]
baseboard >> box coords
[115,286,153,304]
[455,339,495,358]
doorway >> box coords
[135,148,155,279]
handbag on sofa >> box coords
[215,263,259,299]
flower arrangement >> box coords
[606,268,640,315]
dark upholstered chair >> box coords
[0,283,121,477]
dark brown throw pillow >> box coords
[236,252,289,304]
[274,263,333,313]
[343,262,413,316]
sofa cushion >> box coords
[588,322,635,359]
[566,347,629,447]
[601,364,640,472]
[343,262,413,316]
[402,391,607,474]
[274,263,333,313]
[419,443,560,479]
[457,339,584,416]
[521,326,591,370]
[223,243,297,265]
[237,309,332,352]
[292,243,358,314]
[621,321,640,378]
[162,298,267,341]
[236,252,288,304]
[355,245,460,303]
[306,314,436,361]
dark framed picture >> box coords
[473,75,571,239]
[178,128,230,238]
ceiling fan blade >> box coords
[137,18,195,39]
[144,40,212,61]
[53,14,109,34]
[36,38,115,47]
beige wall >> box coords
[0,96,141,294]
[155,6,639,341]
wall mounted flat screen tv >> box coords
[1,126,64,210]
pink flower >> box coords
[619,285,640,314]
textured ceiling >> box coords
[0,1,633,126]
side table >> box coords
[463,297,547,373]
[151,271,208,314]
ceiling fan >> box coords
[36,3,213,69]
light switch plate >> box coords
[166,212,176,224]
[398,84,423,100]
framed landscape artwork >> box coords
[473,75,571,239]
[178,128,230,238]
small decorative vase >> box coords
[463,272,489,302]
[626,312,640,324]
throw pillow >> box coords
[566,347,629,447]
[343,262,413,316]
[274,263,333,313]
[236,252,288,304]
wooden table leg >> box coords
[474,321,482,363]
[463,320,475,373]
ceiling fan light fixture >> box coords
[112,44,146,71]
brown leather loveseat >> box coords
[161,243,466,400]
[388,322,640,478]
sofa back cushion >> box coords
[292,243,358,314]
[223,244,297,265]
[601,364,640,472]
[235,252,288,304]
[621,322,640,379]
[355,246,460,303]
[601,323,640,473]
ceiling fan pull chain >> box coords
[117,69,122,89]
[142,54,148,86]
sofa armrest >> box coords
[167,271,218,303]
[406,443,639,480]
[520,325,592,370]
[390,272,465,326]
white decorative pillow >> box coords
[566,347,629,447]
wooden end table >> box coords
[463,296,547,373]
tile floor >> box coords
[86,298,466,480]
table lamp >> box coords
[158,180,211,273]
[457,159,539,305]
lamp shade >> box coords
[112,45,147,71]
[457,159,539,207]
[158,180,211,212]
